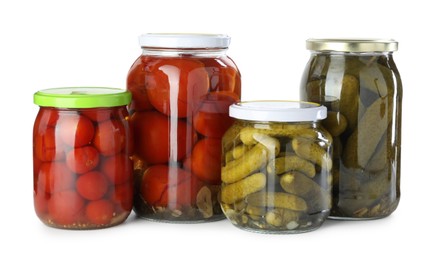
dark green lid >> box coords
[34,87,131,108]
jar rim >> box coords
[34,87,131,108]
[306,38,398,52]
[139,33,231,49]
[229,101,327,122]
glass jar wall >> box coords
[127,34,241,222]
[33,87,133,229]
[300,39,402,219]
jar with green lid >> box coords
[220,101,332,233]
[33,87,133,229]
[300,39,403,219]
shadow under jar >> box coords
[221,101,332,233]
[300,39,403,219]
[33,87,133,229]
[127,33,241,222]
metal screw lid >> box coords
[306,39,398,52]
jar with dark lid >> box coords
[220,101,332,233]
[127,33,241,222]
[300,39,402,219]
[33,87,133,229]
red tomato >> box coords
[115,108,134,156]
[34,107,59,128]
[109,182,133,212]
[33,157,43,191]
[174,174,202,208]
[48,190,85,225]
[140,165,202,207]
[140,165,169,206]
[193,91,238,138]
[93,119,126,156]
[201,57,241,95]
[34,127,65,161]
[101,154,132,185]
[34,190,50,216]
[37,162,75,194]
[145,58,210,118]
[76,171,109,201]
[127,56,155,112]
[189,138,222,184]
[57,114,95,147]
[66,146,100,174]
[130,111,196,164]
[182,156,192,172]
[85,199,115,225]
[81,108,112,122]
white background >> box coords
[0,0,432,259]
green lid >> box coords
[34,87,131,108]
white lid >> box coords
[229,101,327,122]
[139,33,231,49]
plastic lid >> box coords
[306,38,398,52]
[229,101,327,122]
[139,33,231,49]
[34,87,131,108]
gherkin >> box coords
[301,39,402,219]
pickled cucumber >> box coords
[332,137,342,160]
[322,111,347,136]
[221,117,332,230]
[305,79,324,103]
[265,208,300,227]
[343,98,391,169]
[225,144,252,163]
[267,155,316,178]
[245,204,266,218]
[301,53,401,219]
[253,133,281,156]
[360,170,391,200]
[246,192,307,212]
[221,173,266,204]
[292,137,332,171]
[222,122,244,151]
[359,64,393,99]
[344,56,365,77]
[338,74,364,131]
[280,172,330,212]
[239,124,317,145]
[222,143,268,184]
[365,134,388,172]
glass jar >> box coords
[300,39,402,219]
[127,33,241,222]
[33,87,133,229]
[221,101,332,233]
